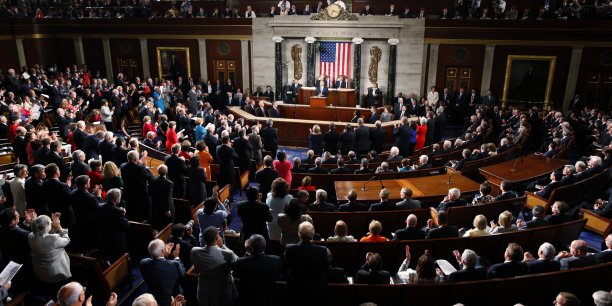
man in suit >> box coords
[339,189,368,212]
[334,75,349,89]
[436,188,467,212]
[425,211,459,239]
[454,87,468,122]
[545,201,574,225]
[482,90,497,108]
[354,253,390,284]
[255,155,279,197]
[517,205,549,229]
[164,144,188,199]
[43,163,73,230]
[535,171,564,199]
[83,131,104,161]
[367,83,382,107]
[73,121,87,150]
[369,188,396,211]
[308,157,329,174]
[95,188,129,262]
[525,242,560,274]
[488,243,528,278]
[315,80,328,97]
[396,187,421,210]
[369,106,380,124]
[98,132,116,163]
[0,208,33,292]
[323,123,339,154]
[217,135,238,189]
[236,186,273,243]
[595,234,612,264]
[284,222,329,306]
[191,226,239,306]
[260,119,278,159]
[140,239,185,306]
[268,102,281,118]
[149,165,175,230]
[556,239,597,270]
[233,234,283,306]
[25,164,46,214]
[569,94,582,114]
[445,249,487,282]
[393,214,426,240]
[70,175,103,251]
[309,189,336,212]
[354,118,371,158]
[393,117,412,157]
[12,127,28,166]
[330,158,352,175]
[440,87,453,108]
[286,79,301,104]
[292,157,308,174]
[121,150,153,221]
[494,181,517,201]
[369,122,387,153]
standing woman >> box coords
[102,161,124,191]
[308,124,324,155]
[407,121,418,156]
[266,178,293,240]
[187,155,207,206]
[415,117,428,151]
[28,214,71,297]
[100,99,113,132]
[273,151,293,187]
[165,121,182,153]
[195,141,213,181]
[153,86,165,114]
[142,115,156,139]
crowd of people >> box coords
[1,0,611,19]
[0,58,611,306]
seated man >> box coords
[393,214,426,240]
[487,243,528,278]
[339,189,368,212]
[355,252,390,284]
[517,205,549,229]
[523,242,560,274]
[534,170,563,199]
[396,187,421,210]
[302,150,316,164]
[345,151,360,164]
[555,239,596,270]
[425,211,459,239]
[309,189,336,212]
[445,249,486,282]
[386,146,403,162]
[595,234,612,264]
[308,157,330,174]
[292,157,308,174]
[544,201,574,225]
[436,188,467,212]
[354,158,375,174]
[330,158,352,174]
[375,162,393,173]
[494,180,517,201]
[369,188,396,211]
[414,155,432,170]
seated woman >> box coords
[360,220,389,242]
[488,210,519,234]
[463,214,491,237]
[326,248,349,283]
[277,199,313,246]
[402,252,443,284]
[471,181,495,205]
[327,220,356,242]
[297,176,316,191]
[398,158,414,172]
[355,252,391,284]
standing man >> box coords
[367,83,382,107]
[354,118,371,158]
[260,119,279,159]
[149,165,175,230]
[121,150,153,221]
[191,226,239,306]
[216,135,238,189]
[140,239,185,306]
[95,188,129,262]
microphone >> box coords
[361,175,378,191]
[510,150,524,172]
[447,166,457,185]
[378,177,385,189]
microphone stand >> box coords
[510,150,524,172]
[447,166,457,185]
[361,175,377,191]
[378,177,385,189]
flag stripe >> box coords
[319,42,351,85]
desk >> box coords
[478,154,567,195]
[299,87,356,107]
[334,173,481,204]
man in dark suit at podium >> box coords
[315,80,328,97]
[286,79,302,103]
[334,76,349,89]
[367,83,382,107]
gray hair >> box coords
[31,215,52,237]
[419,155,429,164]
[105,131,114,141]
[57,282,83,306]
[72,150,85,161]
[462,249,478,268]
[379,188,390,199]
[148,239,165,258]
[106,188,122,204]
[539,242,556,260]
[315,157,322,166]
[316,189,327,202]
[449,188,461,198]
[127,150,139,162]
[132,293,157,306]
[390,146,399,156]
[593,290,612,306]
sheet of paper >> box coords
[435,259,457,275]
[0,261,23,284]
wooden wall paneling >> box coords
[435,44,485,94]
[0,40,20,72]
[22,38,76,70]
[575,47,612,111]
[147,39,200,81]
[82,38,106,77]
[109,39,143,81]
[205,40,243,91]
[489,45,572,110]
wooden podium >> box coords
[299,87,356,107]
[310,97,327,107]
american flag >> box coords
[319,42,351,85]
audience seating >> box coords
[316,219,586,275]
[581,208,612,237]
[525,168,611,212]
[126,222,172,260]
[430,142,485,167]
[459,147,518,182]
[439,197,526,230]
[69,253,134,305]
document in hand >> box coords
[435,259,457,275]
[0,261,22,284]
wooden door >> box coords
[116,58,138,81]
[214,60,236,84]
[584,72,612,111]
[444,67,472,92]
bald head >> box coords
[57,282,85,306]
[406,214,417,227]
[298,221,315,241]
[569,240,588,257]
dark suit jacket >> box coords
[112,146,129,166]
[488,262,528,278]
[595,250,612,264]
[330,167,352,174]
[42,178,73,227]
[0,224,31,270]
[393,124,411,150]
[309,202,337,212]
[437,199,467,212]
[95,202,129,262]
[425,225,459,239]
[70,160,91,178]
[70,188,102,249]
[140,257,186,306]
[13,136,28,165]
[83,134,101,160]
[260,127,278,153]
[447,267,487,282]
[369,201,396,211]
[323,130,339,153]
[327,267,348,283]
[559,255,597,270]
[494,191,517,201]
[393,227,426,240]
[339,201,368,212]
[268,108,280,118]
[121,161,153,221]
[284,241,329,303]
[396,199,421,210]
[339,131,355,155]
[236,200,274,241]
[73,128,87,150]
[165,154,188,198]
[25,177,45,213]
[315,86,329,97]
[149,176,175,229]
[355,268,390,284]
[370,127,386,153]
[535,181,563,199]
[354,125,371,152]
[526,259,560,274]
[308,167,329,174]
[98,140,116,163]
[523,217,548,229]
[255,167,279,197]
[233,254,283,306]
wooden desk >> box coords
[334,173,481,204]
[299,87,356,107]
[310,96,327,107]
[478,154,567,195]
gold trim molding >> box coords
[502,55,556,110]
[156,47,191,81]
[424,38,612,47]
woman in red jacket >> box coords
[165,121,182,153]
[414,117,428,151]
